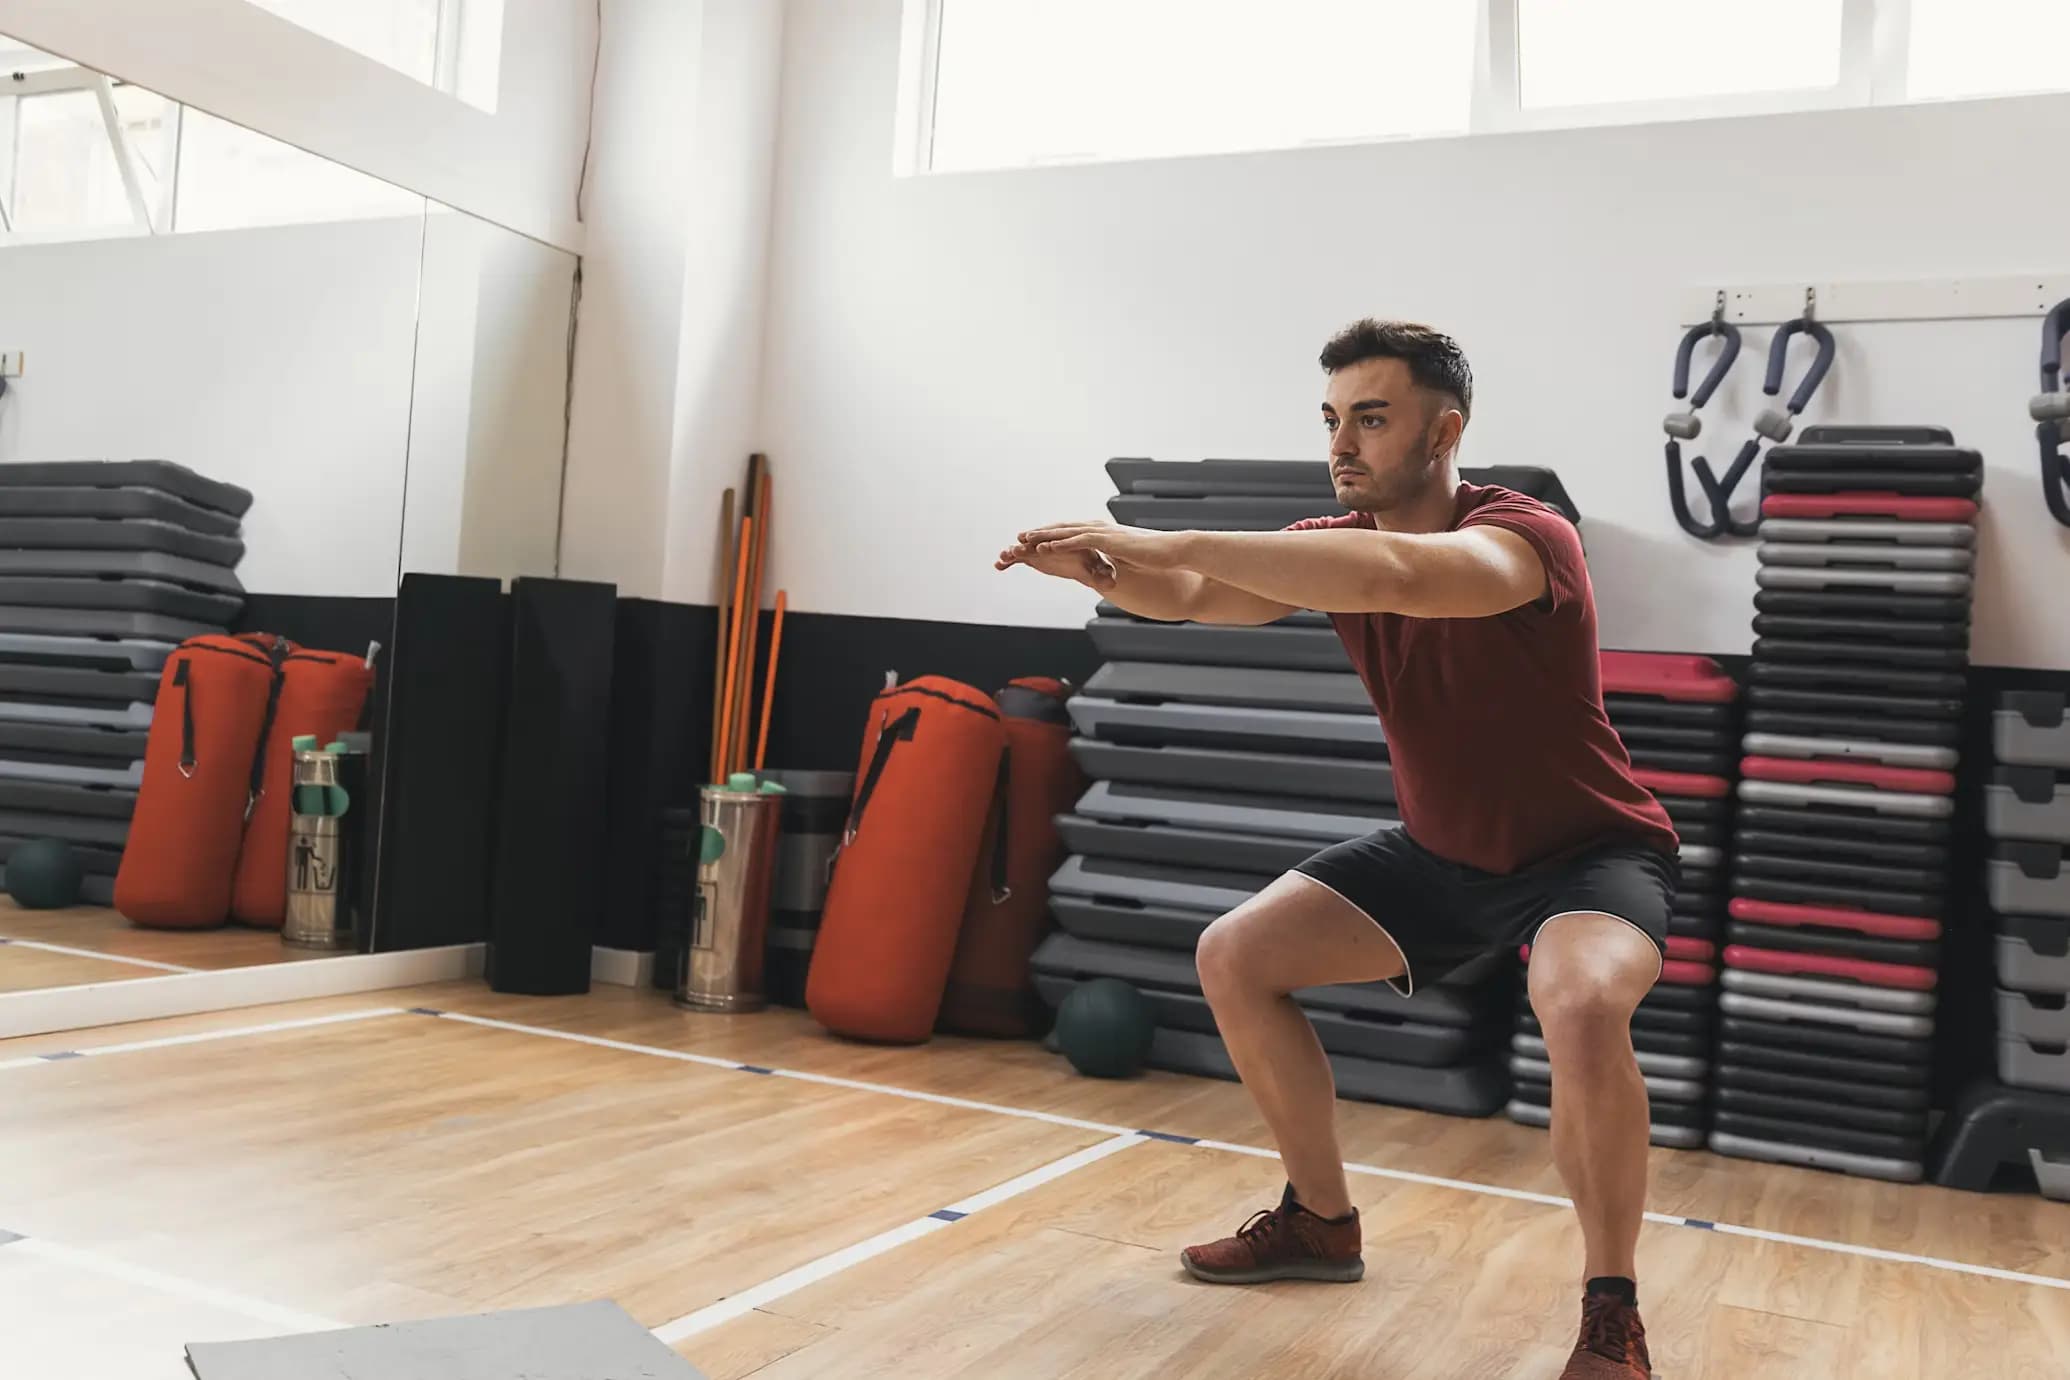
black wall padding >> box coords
[233,594,396,671]
[486,576,619,995]
[599,598,715,953]
[366,574,509,953]
[759,610,1100,771]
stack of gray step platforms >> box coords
[1031,459,1587,1115]
[0,460,251,905]
[1715,425,1980,1184]
[1924,691,2070,1202]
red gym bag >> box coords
[230,648,374,927]
[807,676,1007,1044]
[937,678,1086,1038]
[115,636,286,929]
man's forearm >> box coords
[1094,565,1293,625]
[1171,529,1413,613]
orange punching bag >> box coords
[806,676,1006,1044]
[937,678,1084,1037]
[230,648,375,927]
[115,636,284,929]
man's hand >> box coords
[1014,521,1190,571]
[994,537,1118,590]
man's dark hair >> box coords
[1319,318,1473,422]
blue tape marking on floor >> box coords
[407,1007,445,1017]
[738,1065,776,1075]
[1684,1218,1716,1230]
[929,1210,967,1223]
[37,1051,82,1062]
[1139,1129,1201,1145]
[0,1229,23,1246]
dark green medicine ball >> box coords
[7,838,84,909]
[1054,978,1156,1079]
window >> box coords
[1517,0,1843,110]
[1,74,174,237]
[927,0,1480,174]
[1905,0,2070,102]
[909,0,2070,175]
[240,0,503,113]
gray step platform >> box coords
[0,459,251,516]
[1708,1130,1923,1183]
[1047,898,1501,1028]
[0,808,129,848]
[1073,779,1388,843]
[1069,693,1383,759]
[1750,635,1967,669]
[1713,1109,1927,1163]
[1990,844,2070,918]
[2000,1036,2070,1094]
[0,633,173,673]
[1056,816,1319,875]
[1988,768,2070,844]
[1050,853,1271,920]
[1999,988,2070,1044]
[0,720,148,788]
[0,603,219,643]
[0,661,158,705]
[0,698,152,730]
[1030,934,1498,1065]
[0,779,136,820]
[1759,518,1975,547]
[1716,1062,1929,1111]
[1739,779,1954,818]
[0,548,245,594]
[1758,542,1973,571]
[1741,732,1957,771]
[1085,660,1368,713]
[1762,441,1982,474]
[1087,616,1349,671]
[1721,968,1937,1015]
[1714,1085,1927,1138]
[1718,1017,1933,1072]
[1146,1023,1509,1117]
[1997,915,2070,995]
[0,516,244,567]
[0,576,242,623]
[0,484,241,536]
[1995,692,2070,769]
[1110,494,1338,531]
[1719,989,1935,1038]
[1756,565,1972,595]
[1102,460,1581,522]
[1070,738,1394,804]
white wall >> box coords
[0,218,423,598]
[755,0,2070,668]
[559,0,787,604]
[0,0,596,250]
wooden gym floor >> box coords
[3,981,2067,1378]
[0,901,330,994]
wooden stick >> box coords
[753,590,787,772]
[732,461,773,777]
[718,456,764,775]
[715,514,754,780]
[707,487,736,779]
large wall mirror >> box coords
[0,36,575,1034]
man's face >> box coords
[1321,357,1460,512]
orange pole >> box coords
[753,590,787,771]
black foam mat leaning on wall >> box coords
[486,577,619,996]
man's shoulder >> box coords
[1453,482,1560,525]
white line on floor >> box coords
[652,1133,1147,1345]
[9,1234,346,1335]
[0,1006,404,1071]
[0,938,199,974]
[436,1009,2070,1295]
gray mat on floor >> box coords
[184,1300,706,1379]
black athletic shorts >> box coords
[1292,828,1678,997]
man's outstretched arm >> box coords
[994,540,1296,625]
[1022,521,1550,620]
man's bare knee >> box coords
[1196,911,1263,1004]
[1530,971,1635,1055]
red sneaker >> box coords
[1559,1291,1654,1378]
[1179,1184,1363,1284]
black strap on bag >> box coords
[843,705,920,846]
[175,659,196,778]
[244,637,293,822]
